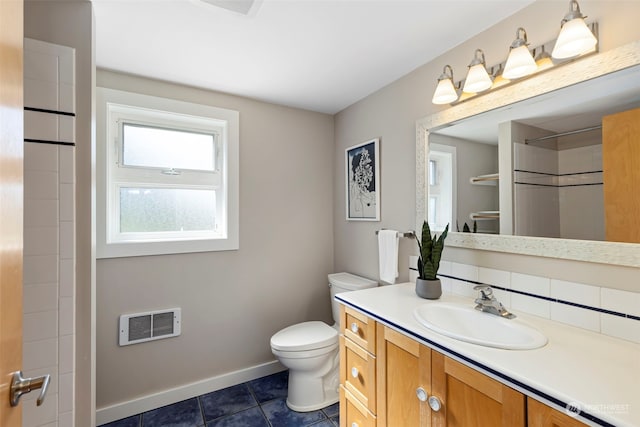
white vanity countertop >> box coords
[336,283,640,427]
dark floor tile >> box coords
[309,420,335,427]
[261,398,326,427]
[205,406,269,427]
[330,415,339,426]
[99,415,141,427]
[322,402,339,418]
[142,397,204,427]
[200,383,257,421]
[248,370,289,403]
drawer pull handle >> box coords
[428,395,442,412]
[350,322,359,334]
[351,367,359,379]
[351,423,359,427]
[416,386,428,402]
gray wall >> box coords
[429,134,499,234]
[334,0,640,286]
[96,71,335,408]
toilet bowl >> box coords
[270,272,378,412]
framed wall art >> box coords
[345,138,380,221]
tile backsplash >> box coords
[409,256,640,344]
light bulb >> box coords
[503,28,537,80]
[552,0,597,59]
[463,49,492,93]
[463,64,492,93]
[503,45,537,79]
[432,78,458,104]
[431,65,458,104]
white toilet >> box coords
[270,272,378,412]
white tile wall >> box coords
[550,302,600,332]
[23,38,76,427]
[601,288,640,318]
[439,261,640,345]
[448,263,476,297]
[601,314,640,343]
[550,279,600,307]
[24,110,58,141]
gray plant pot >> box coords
[415,278,442,299]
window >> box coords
[428,144,456,232]
[97,88,239,258]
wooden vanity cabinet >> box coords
[339,305,378,426]
[430,351,526,426]
[375,324,431,426]
[339,310,584,427]
[528,397,587,427]
[375,323,525,427]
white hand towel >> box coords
[378,230,399,284]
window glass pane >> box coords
[429,159,438,185]
[122,123,215,171]
[120,188,216,233]
[429,196,438,225]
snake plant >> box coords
[415,221,449,280]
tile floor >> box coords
[99,371,340,427]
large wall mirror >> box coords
[416,41,640,268]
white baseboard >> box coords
[95,360,285,426]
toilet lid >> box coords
[271,321,337,352]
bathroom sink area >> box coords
[413,302,548,350]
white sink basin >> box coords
[413,302,547,350]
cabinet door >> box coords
[376,325,431,426]
[602,107,640,243]
[528,397,587,427]
[431,352,526,427]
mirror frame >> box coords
[416,40,640,268]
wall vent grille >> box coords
[119,308,181,346]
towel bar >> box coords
[375,230,415,238]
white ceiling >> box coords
[91,0,535,114]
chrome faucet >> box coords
[473,285,515,319]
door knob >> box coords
[351,367,359,379]
[10,371,51,407]
[428,395,442,412]
[416,386,428,402]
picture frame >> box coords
[345,138,380,221]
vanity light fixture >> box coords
[429,2,598,106]
[552,0,598,59]
[463,49,493,93]
[534,45,554,72]
[503,28,537,80]
[431,65,459,105]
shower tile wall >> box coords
[514,141,603,240]
[558,144,604,240]
[23,38,76,427]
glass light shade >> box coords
[552,18,597,59]
[503,45,537,80]
[432,78,458,104]
[463,64,492,93]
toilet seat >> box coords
[270,321,337,352]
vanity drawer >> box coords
[342,306,377,355]
[340,335,376,413]
[340,386,376,427]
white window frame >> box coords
[97,88,239,258]
[428,143,457,232]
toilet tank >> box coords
[328,272,378,327]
